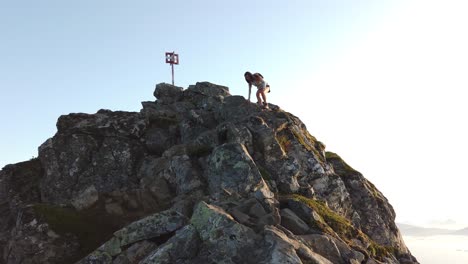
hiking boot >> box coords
[263,102,269,109]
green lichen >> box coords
[102,237,122,257]
[190,202,214,235]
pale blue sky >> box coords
[0,0,395,168]
[2,0,468,233]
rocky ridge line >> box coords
[0,82,418,263]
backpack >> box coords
[254,73,271,93]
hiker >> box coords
[244,71,270,109]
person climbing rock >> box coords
[244,71,270,109]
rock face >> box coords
[0,82,419,264]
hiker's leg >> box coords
[256,90,262,103]
[260,89,267,103]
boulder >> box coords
[186,82,230,98]
[280,208,310,235]
[206,143,272,201]
[153,83,184,104]
[190,201,259,263]
[78,207,188,263]
[140,225,201,264]
[300,234,365,264]
[261,225,333,264]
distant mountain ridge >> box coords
[398,223,468,236]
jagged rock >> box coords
[153,83,184,104]
[71,185,99,210]
[300,233,365,264]
[216,121,254,154]
[140,225,201,264]
[261,225,333,264]
[229,207,252,225]
[144,127,176,155]
[56,110,146,137]
[218,95,259,122]
[114,209,187,247]
[327,152,410,253]
[78,208,188,263]
[285,198,327,228]
[0,160,82,264]
[280,208,310,235]
[186,82,230,98]
[38,110,146,206]
[0,81,419,264]
[249,200,268,218]
[113,240,158,264]
[206,143,271,200]
[190,201,259,262]
[168,155,203,195]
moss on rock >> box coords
[325,151,358,175]
[290,126,326,164]
[281,194,395,262]
[33,203,127,261]
[276,134,292,154]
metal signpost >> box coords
[165,52,179,85]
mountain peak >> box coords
[0,82,418,263]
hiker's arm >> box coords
[248,83,252,101]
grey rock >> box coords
[327,152,411,254]
[286,198,326,228]
[0,160,82,264]
[300,234,365,264]
[141,225,201,264]
[249,201,268,219]
[144,127,177,155]
[190,201,259,262]
[153,83,184,104]
[186,82,230,98]
[167,155,203,195]
[78,208,188,263]
[71,185,99,210]
[206,143,271,200]
[217,122,254,154]
[39,110,146,206]
[229,208,252,225]
[114,209,187,247]
[113,240,157,264]
[261,225,333,264]
[280,208,310,235]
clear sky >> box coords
[1,0,467,230]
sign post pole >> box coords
[165,52,179,85]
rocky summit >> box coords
[0,82,418,264]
